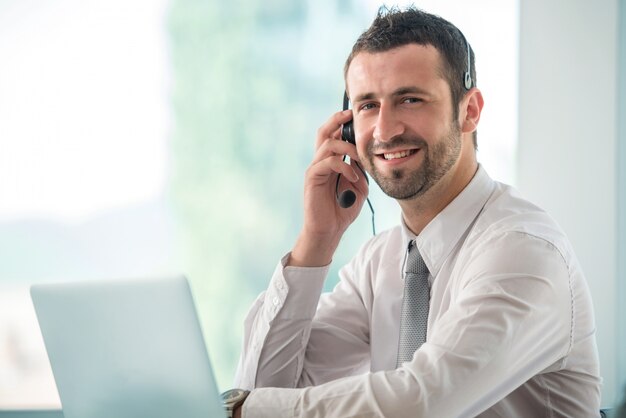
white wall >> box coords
[518,0,619,406]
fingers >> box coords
[308,155,360,184]
[341,159,369,191]
[312,110,360,168]
[307,110,368,193]
[312,139,360,167]
[315,109,353,149]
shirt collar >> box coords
[400,165,495,277]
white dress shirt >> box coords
[234,166,601,417]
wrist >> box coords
[233,404,243,418]
[289,230,341,267]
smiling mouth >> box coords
[378,149,419,160]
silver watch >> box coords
[221,388,250,418]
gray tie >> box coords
[396,241,430,367]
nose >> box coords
[373,104,405,142]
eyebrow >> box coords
[351,86,431,103]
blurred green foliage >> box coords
[166,0,382,389]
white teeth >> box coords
[383,150,412,160]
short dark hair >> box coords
[344,6,477,148]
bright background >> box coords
[0,0,622,411]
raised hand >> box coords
[288,109,369,267]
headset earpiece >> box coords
[341,92,355,145]
[463,35,473,90]
[464,72,472,90]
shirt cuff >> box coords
[269,252,329,319]
[243,387,300,418]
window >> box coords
[0,0,518,408]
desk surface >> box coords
[0,408,613,417]
[0,411,64,418]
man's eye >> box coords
[403,97,422,104]
[360,103,377,111]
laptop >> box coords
[30,276,226,418]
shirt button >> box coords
[272,297,280,306]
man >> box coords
[225,7,601,418]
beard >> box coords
[362,122,462,201]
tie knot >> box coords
[406,241,428,275]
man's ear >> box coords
[460,88,484,134]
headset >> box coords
[461,33,473,90]
[336,92,376,235]
[337,92,360,208]
[337,33,473,236]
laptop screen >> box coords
[31,276,226,418]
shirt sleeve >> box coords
[234,253,328,389]
[241,231,575,418]
[234,251,372,390]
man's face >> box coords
[346,44,468,201]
